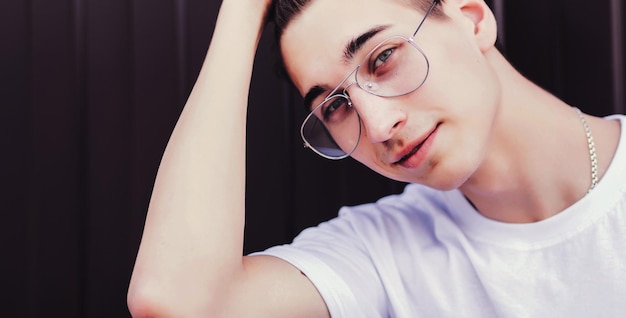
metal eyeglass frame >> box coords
[300,0,441,160]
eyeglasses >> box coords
[300,0,440,160]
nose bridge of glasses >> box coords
[324,65,358,99]
[342,81,358,96]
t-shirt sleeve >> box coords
[251,206,389,317]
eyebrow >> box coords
[343,25,391,61]
[302,25,391,110]
[303,85,327,111]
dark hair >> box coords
[271,0,446,83]
[273,0,310,40]
[273,0,446,40]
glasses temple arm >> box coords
[412,0,441,39]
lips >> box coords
[396,144,422,164]
[393,124,440,168]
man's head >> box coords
[274,0,502,190]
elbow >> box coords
[127,275,179,318]
[127,259,239,316]
[127,284,164,318]
[128,277,222,317]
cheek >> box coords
[350,142,377,165]
[419,32,502,137]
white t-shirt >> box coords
[257,115,626,317]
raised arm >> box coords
[127,1,328,317]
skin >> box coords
[127,0,621,316]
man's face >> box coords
[281,0,502,190]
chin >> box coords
[432,158,480,190]
[356,146,480,190]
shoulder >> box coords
[255,185,469,317]
[327,184,466,247]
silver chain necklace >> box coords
[574,107,598,192]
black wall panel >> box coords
[1,0,623,316]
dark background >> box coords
[1,0,624,317]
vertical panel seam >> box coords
[174,0,188,108]
[610,0,624,113]
[72,0,89,315]
[283,81,297,238]
[26,0,38,316]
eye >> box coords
[372,48,394,71]
[322,97,350,121]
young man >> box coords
[128,0,625,316]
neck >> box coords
[458,49,619,223]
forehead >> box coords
[281,0,423,94]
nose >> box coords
[346,86,406,144]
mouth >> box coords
[393,123,440,166]
[394,145,422,165]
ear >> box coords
[447,0,498,52]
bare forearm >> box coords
[128,0,269,316]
